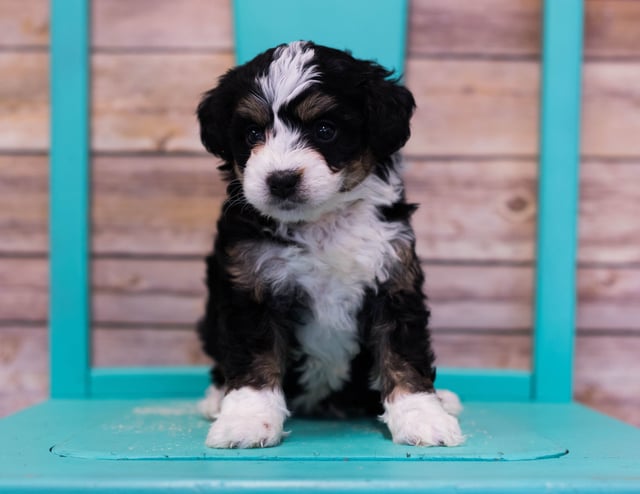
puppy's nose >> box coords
[267,170,301,199]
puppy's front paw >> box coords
[198,384,226,421]
[205,386,289,449]
[382,391,464,447]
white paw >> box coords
[382,392,465,447]
[205,387,289,449]
[198,385,226,420]
[436,389,463,416]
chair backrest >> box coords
[49,0,584,403]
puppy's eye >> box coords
[314,120,337,143]
[245,125,265,146]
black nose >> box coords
[267,170,301,199]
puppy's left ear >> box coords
[197,69,240,161]
[366,70,416,160]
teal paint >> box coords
[1,400,639,492]
[90,367,210,398]
[49,401,567,462]
[233,0,408,75]
[88,367,532,402]
[49,0,91,398]
[533,0,584,402]
[437,369,532,402]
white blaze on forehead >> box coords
[258,41,319,112]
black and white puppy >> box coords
[196,41,463,448]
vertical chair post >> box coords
[533,0,584,402]
[49,0,92,398]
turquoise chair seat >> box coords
[1,1,638,492]
[1,400,639,491]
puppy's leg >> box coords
[204,346,289,448]
[198,384,226,420]
[369,284,463,446]
[206,385,289,449]
[381,389,464,447]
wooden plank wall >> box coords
[1,0,639,425]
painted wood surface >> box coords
[1,0,639,425]
[3,155,640,264]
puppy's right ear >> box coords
[197,70,239,160]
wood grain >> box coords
[0,0,49,47]
[409,0,541,57]
[2,0,640,429]
[3,326,638,427]
[3,51,640,157]
[0,52,48,152]
[3,155,640,265]
[0,326,48,418]
[3,257,640,332]
[405,59,540,156]
[409,0,640,59]
[0,155,48,253]
[584,0,640,58]
[92,0,232,50]
[582,62,640,156]
[91,53,233,152]
[91,155,224,256]
[5,0,640,59]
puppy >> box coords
[196,41,463,449]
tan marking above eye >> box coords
[294,93,338,122]
[236,94,271,126]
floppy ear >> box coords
[196,70,239,161]
[365,68,416,161]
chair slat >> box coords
[533,0,584,402]
[49,0,92,398]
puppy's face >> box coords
[198,41,415,223]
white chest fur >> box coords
[262,199,404,411]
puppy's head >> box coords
[197,41,415,223]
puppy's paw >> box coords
[382,392,464,447]
[436,389,463,417]
[198,385,226,421]
[205,387,289,449]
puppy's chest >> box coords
[270,206,399,318]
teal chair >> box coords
[0,0,638,492]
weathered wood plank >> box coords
[91,155,224,256]
[5,257,639,332]
[88,260,536,331]
[410,0,640,59]
[0,0,49,47]
[578,160,640,263]
[2,326,639,426]
[0,259,48,323]
[582,62,640,157]
[88,262,640,332]
[92,0,232,50]
[3,156,640,265]
[584,0,640,58]
[87,329,640,427]
[0,326,48,417]
[92,328,532,369]
[0,155,48,253]
[4,52,640,157]
[405,59,540,156]
[6,0,639,59]
[406,160,537,262]
[408,0,541,57]
[91,52,233,152]
[575,335,640,427]
[0,52,48,152]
